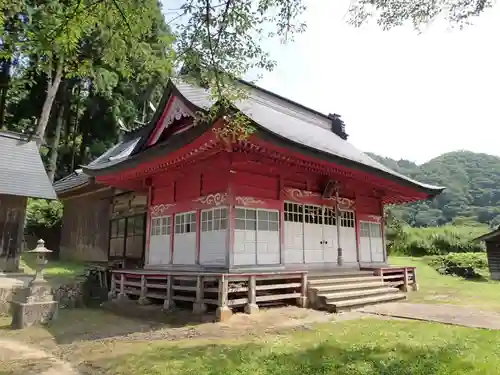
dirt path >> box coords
[0,339,78,375]
[359,302,500,329]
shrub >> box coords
[425,253,489,279]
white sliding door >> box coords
[284,202,304,264]
[340,210,357,263]
[256,210,280,265]
[322,207,338,263]
[359,220,384,263]
[303,205,324,263]
[173,211,197,264]
[234,207,257,265]
[148,216,171,265]
[234,207,281,266]
[369,222,384,262]
[200,207,228,266]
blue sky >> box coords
[162,1,500,164]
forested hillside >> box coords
[368,151,500,227]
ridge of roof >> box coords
[237,79,333,122]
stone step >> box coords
[308,276,382,286]
[331,293,406,312]
[321,287,400,302]
[311,281,385,292]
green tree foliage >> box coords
[371,151,500,227]
[25,198,63,232]
[349,0,493,29]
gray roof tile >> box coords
[0,131,56,199]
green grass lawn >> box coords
[390,256,500,311]
[1,255,500,374]
[74,319,500,375]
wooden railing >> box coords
[108,270,308,321]
[373,267,418,292]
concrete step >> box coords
[331,293,406,312]
[311,281,385,293]
[308,276,382,286]
[321,287,400,302]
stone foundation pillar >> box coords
[10,279,58,329]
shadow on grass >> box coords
[0,305,218,345]
[79,339,473,375]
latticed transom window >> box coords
[369,223,381,238]
[257,210,279,231]
[323,207,336,226]
[340,211,355,228]
[201,207,228,232]
[235,208,257,230]
[175,212,196,234]
[359,222,370,237]
[284,202,303,223]
[151,216,171,236]
[304,205,323,225]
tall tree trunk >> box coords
[47,99,65,182]
[36,60,63,143]
[0,57,12,130]
[70,83,81,171]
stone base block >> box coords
[162,299,175,311]
[244,303,259,314]
[193,302,207,314]
[296,296,308,308]
[412,283,419,292]
[137,296,152,305]
[10,300,58,329]
[116,293,129,302]
[215,306,233,322]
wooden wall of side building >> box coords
[59,190,112,262]
[0,194,27,271]
[486,241,500,280]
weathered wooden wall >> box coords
[0,194,27,271]
[59,190,112,262]
[486,241,500,280]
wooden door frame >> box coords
[108,213,147,266]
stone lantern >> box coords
[10,239,58,329]
[28,239,52,284]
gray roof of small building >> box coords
[53,169,90,193]
[473,227,500,242]
[54,128,147,193]
[79,78,443,196]
[0,131,56,199]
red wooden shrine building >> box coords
[67,78,443,273]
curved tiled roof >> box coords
[173,80,444,195]
[76,78,443,197]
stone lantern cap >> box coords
[27,239,52,254]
